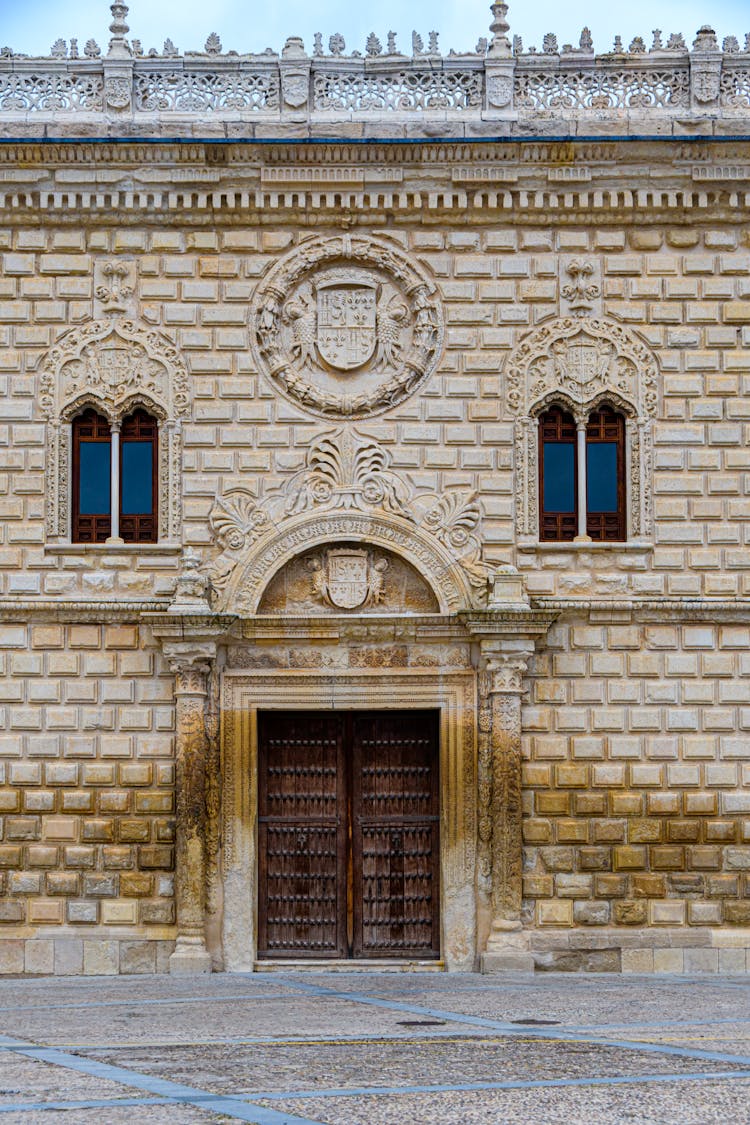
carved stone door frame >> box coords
[220,668,477,971]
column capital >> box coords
[164,644,216,695]
[483,656,528,695]
[479,640,535,694]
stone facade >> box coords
[1,3,750,975]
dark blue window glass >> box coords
[79,443,111,515]
[587,443,618,512]
[543,443,575,512]
[122,442,153,515]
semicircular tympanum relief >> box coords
[257,543,440,615]
[252,235,444,419]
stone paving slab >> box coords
[264,1077,750,1125]
[0,1053,148,1106]
[97,1036,750,1091]
[3,972,750,1125]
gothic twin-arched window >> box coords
[41,321,189,546]
[538,403,626,542]
[71,407,159,543]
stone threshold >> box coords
[254,959,445,972]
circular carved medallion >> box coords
[252,235,444,418]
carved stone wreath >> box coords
[252,235,444,419]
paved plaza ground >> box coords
[1,970,750,1123]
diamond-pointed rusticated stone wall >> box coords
[0,2,749,975]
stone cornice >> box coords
[533,598,750,622]
[2,599,748,625]
[0,599,171,622]
[0,138,748,220]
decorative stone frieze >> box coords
[251,235,444,419]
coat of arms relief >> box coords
[309,548,388,610]
[205,427,490,611]
[253,235,443,419]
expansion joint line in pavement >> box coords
[0,1033,326,1125]
[259,974,750,1070]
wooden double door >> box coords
[258,710,440,959]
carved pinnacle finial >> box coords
[488,1,511,57]
[108,1,131,57]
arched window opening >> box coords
[120,409,158,544]
[586,405,626,541]
[72,409,111,543]
[539,406,577,542]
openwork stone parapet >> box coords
[1,5,748,139]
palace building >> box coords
[0,2,749,976]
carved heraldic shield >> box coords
[325,548,370,608]
[316,281,378,371]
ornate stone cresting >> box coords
[252,235,443,419]
[204,427,490,612]
[1,6,748,130]
[40,318,189,542]
[166,650,214,975]
[506,317,658,541]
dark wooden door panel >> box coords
[352,711,440,958]
[258,712,346,957]
[258,709,440,960]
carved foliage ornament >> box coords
[206,426,489,606]
[40,318,189,423]
[252,236,444,419]
[506,316,657,419]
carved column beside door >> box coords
[480,644,535,973]
[168,655,213,974]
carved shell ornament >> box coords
[251,235,444,419]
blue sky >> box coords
[2,0,748,57]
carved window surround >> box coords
[506,317,658,548]
[40,318,189,546]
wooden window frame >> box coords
[538,405,578,542]
[119,408,159,544]
[71,409,112,544]
[71,407,159,545]
[585,405,626,542]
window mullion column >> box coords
[574,419,591,543]
[107,421,123,544]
